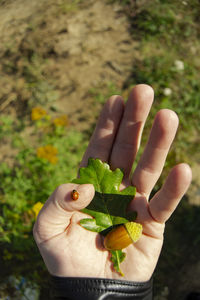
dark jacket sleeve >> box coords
[51,276,153,300]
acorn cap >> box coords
[124,222,143,243]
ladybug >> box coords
[71,189,79,200]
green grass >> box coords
[119,0,200,164]
[0,112,87,296]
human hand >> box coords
[33,84,192,281]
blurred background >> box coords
[0,0,199,299]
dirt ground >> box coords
[0,0,140,166]
[0,0,199,299]
[0,0,137,126]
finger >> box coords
[149,163,192,223]
[33,183,95,244]
[110,84,154,178]
[132,109,179,196]
[80,95,124,168]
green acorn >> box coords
[104,222,143,250]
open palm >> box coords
[33,84,191,281]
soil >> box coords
[0,0,139,166]
[0,0,200,299]
[0,0,137,130]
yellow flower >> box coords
[32,202,44,218]
[53,115,69,127]
[37,145,58,164]
[31,107,47,121]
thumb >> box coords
[33,183,95,244]
[54,183,95,212]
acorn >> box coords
[103,222,143,251]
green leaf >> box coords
[111,250,126,277]
[79,218,105,233]
[73,157,135,194]
[81,192,136,228]
[72,158,137,276]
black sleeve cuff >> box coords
[51,276,153,300]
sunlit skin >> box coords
[33,84,192,281]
